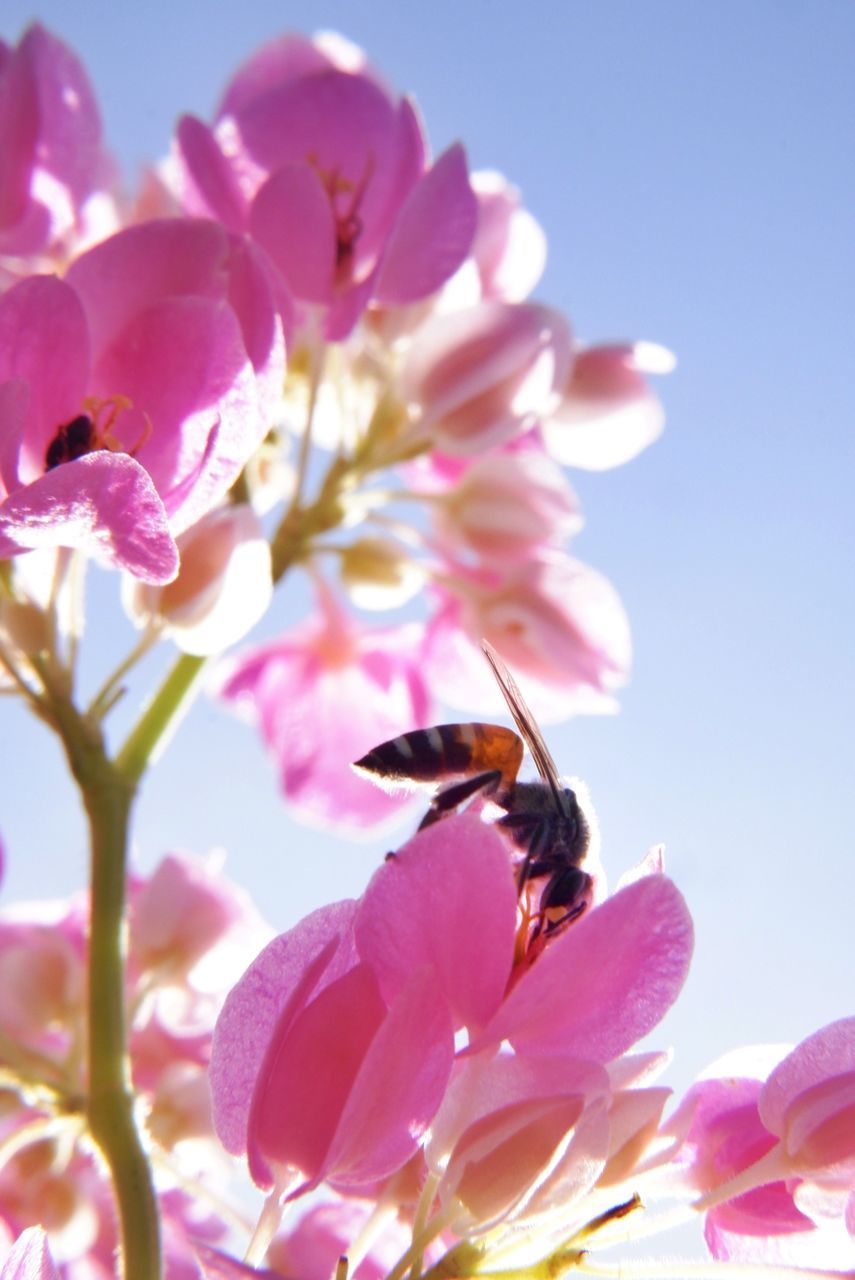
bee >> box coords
[353,642,594,939]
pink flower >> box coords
[123,503,273,655]
[468,170,547,302]
[669,1026,855,1268]
[0,220,286,581]
[216,582,434,830]
[174,33,477,339]
[0,25,118,266]
[210,899,454,1198]
[429,448,583,562]
[542,341,676,471]
[424,554,631,721]
[401,301,572,455]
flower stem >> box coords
[115,651,207,785]
[50,695,160,1280]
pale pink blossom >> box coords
[123,504,272,655]
[430,449,582,562]
[542,341,675,471]
[174,33,477,339]
[216,583,434,830]
[402,301,573,455]
[0,220,286,582]
[424,555,631,721]
[0,25,118,268]
[268,1199,434,1280]
[468,170,547,302]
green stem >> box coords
[50,696,160,1280]
[115,651,207,785]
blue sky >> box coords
[2,0,853,1110]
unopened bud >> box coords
[123,505,272,655]
[339,537,424,610]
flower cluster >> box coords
[0,850,266,1276]
[0,18,851,1280]
[0,23,667,831]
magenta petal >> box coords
[66,218,229,356]
[250,166,336,303]
[375,144,477,304]
[0,276,89,471]
[326,967,455,1186]
[355,814,517,1033]
[91,295,259,533]
[218,33,335,119]
[19,24,108,204]
[0,452,179,582]
[0,380,27,496]
[210,901,358,1159]
[176,114,248,231]
[473,876,693,1061]
[249,963,388,1193]
[0,38,38,230]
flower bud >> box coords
[432,450,582,561]
[123,504,271,656]
[402,301,573,455]
[339,537,424,610]
[543,341,675,470]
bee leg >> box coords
[418,769,503,830]
[504,816,552,891]
[531,867,593,942]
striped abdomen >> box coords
[353,723,524,792]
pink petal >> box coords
[355,814,517,1033]
[0,1228,59,1280]
[471,875,693,1060]
[249,962,388,1192]
[0,451,179,583]
[375,143,477,304]
[0,379,27,497]
[176,114,248,231]
[210,900,358,1159]
[18,23,109,203]
[0,37,38,231]
[0,275,89,478]
[89,294,259,534]
[543,342,675,471]
[326,967,455,1186]
[218,34,338,119]
[760,1018,855,1140]
[249,166,336,303]
[65,218,230,357]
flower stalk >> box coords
[46,690,161,1280]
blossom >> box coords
[424,554,631,721]
[174,32,477,339]
[122,503,273,655]
[428,448,583,563]
[401,301,573,455]
[0,851,265,1272]
[0,24,118,271]
[211,808,693,1264]
[542,341,676,471]
[216,581,434,830]
[669,1024,855,1268]
[0,219,286,581]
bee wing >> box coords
[482,641,566,808]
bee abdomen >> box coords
[353,724,481,785]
